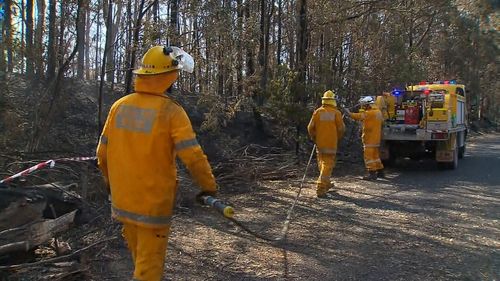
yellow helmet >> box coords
[133,46,194,75]
[321,90,337,106]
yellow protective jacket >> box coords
[350,107,384,148]
[96,74,216,229]
[375,94,396,120]
[307,105,345,154]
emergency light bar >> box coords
[421,80,457,85]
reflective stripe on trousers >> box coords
[364,147,384,171]
[112,206,172,226]
[317,147,337,154]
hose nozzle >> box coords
[202,196,234,218]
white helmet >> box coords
[359,96,375,106]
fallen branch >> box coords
[0,236,117,270]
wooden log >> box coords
[0,210,76,256]
[0,183,90,257]
[0,189,47,231]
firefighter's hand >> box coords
[342,108,351,115]
[196,191,217,205]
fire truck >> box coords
[376,80,468,169]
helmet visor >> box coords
[170,47,194,73]
[359,96,374,105]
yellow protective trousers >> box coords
[316,152,336,196]
[364,147,384,171]
[122,223,170,281]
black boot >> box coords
[363,171,377,180]
[377,169,385,178]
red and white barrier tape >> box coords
[0,156,97,184]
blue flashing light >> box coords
[449,79,457,84]
[392,89,403,96]
[0,1,5,23]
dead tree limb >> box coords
[0,236,117,270]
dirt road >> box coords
[100,133,499,280]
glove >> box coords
[196,190,217,205]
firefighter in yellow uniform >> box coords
[346,96,385,180]
[307,90,345,198]
[375,92,395,120]
[96,46,217,281]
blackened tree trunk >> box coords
[236,0,243,96]
[123,0,132,83]
[4,0,13,72]
[20,0,25,74]
[46,0,57,79]
[124,0,155,95]
[104,0,114,82]
[25,0,35,77]
[257,0,266,106]
[296,0,307,86]
[77,0,87,79]
[294,0,308,154]
[258,0,274,105]
[153,0,159,45]
[35,0,45,78]
[0,24,3,73]
[169,0,179,46]
[85,4,91,79]
[99,0,114,130]
[94,0,101,80]
[57,1,66,71]
[124,0,144,95]
[277,0,282,65]
[244,3,263,131]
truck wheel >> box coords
[449,147,459,169]
[382,152,395,167]
[458,131,466,159]
[458,144,466,159]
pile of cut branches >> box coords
[212,144,306,185]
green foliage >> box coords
[266,65,308,125]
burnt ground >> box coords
[82,133,499,281]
